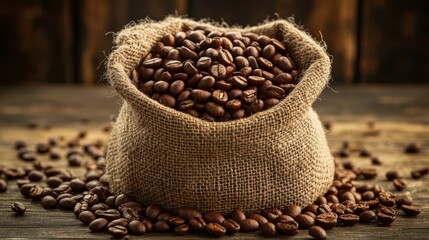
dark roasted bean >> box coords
[206,223,226,236]
[11,202,26,215]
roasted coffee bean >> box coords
[174,224,189,235]
[229,209,246,223]
[339,214,359,226]
[107,218,130,229]
[212,89,228,104]
[69,178,86,192]
[371,156,382,165]
[95,209,121,221]
[155,220,170,233]
[146,204,162,221]
[386,171,402,181]
[195,57,212,70]
[378,192,396,207]
[11,202,26,215]
[79,211,96,225]
[158,94,176,108]
[239,218,259,232]
[276,219,299,236]
[264,98,280,109]
[206,223,226,236]
[359,210,377,223]
[358,168,378,180]
[91,203,109,212]
[74,201,89,216]
[315,213,337,229]
[205,102,225,117]
[221,219,240,234]
[266,85,285,99]
[377,206,396,216]
[122,207,140,221]
[276,215,295,223]
[308,226,327,240]
[108,225,128,238]
[41,195,57,209]
[396,195,413,207]
[283,204,301,218]
[18,150,37,162]
[189,217,206,231]
[393,178,407,191]
[404,142,420,154]
[247,213,268,226]
[401,205,421,216]
[261,222,276,235]
[29,185,44,200]
[89,218,109,232]
[210,64,227,80]
[58,197,77,210]
[197,76,216,90]
[128,220,146,235]
[28,170,44,182]
[192,89,212,103]
[248,99,264,115]
[83,193,99,206]
[377,213,395,225]
[231,75,248,89]
[218,49,234,65]
[295,214,315,229]
[204,211,225,224]
[0,179,7,193]
[241,89,257,104]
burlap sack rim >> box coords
[107,16,331,128]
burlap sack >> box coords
[106,17,334,214]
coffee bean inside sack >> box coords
[130,28,300,122]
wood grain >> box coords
[0,85,428,239]
[275,0,358,84]
[359,0,429,83]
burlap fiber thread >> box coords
[106,17,334,214]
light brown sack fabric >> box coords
[106,17,334,214]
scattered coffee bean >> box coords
[404,142,421,154]
[11,202,26,215]
[205,223,226,236]
[339,214,359,226]
[79,211,96,225]
[239,218,259,232]
[154,220,170,233]
[396,195,413,207]
[377,213,395,225]
[315,213,337,229]
[221,219,240,234]
[393,178,407,191]
[401,205,421,217]
[308,226,327,240]
[276,219,299,236]
[108,225,128,238]
[295,214,315,229]
[41,195,58,209]
[261,222,276,235]
[174,224,189,235]
[128,220,146,235]
[359,210,377,223]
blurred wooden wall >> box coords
[0,0,428,85]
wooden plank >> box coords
[75,0,185,85]
[0,85,428,239]
[0,0,73,84]
[188,0,276,26]
[274,0,358,84]
[359,0,429,83]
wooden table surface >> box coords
[0,84,428,239]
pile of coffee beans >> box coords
[0,123,425,239]
[130,26,300,121]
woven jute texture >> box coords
[106,17,334,214]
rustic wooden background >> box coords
[0,0,428,85]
